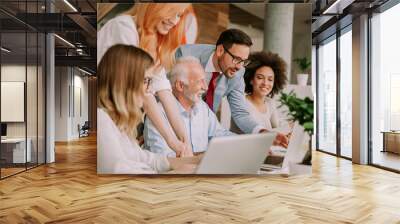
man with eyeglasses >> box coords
[175,29,288,147]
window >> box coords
[339,28,352,158]
[370,2,400,171]
[317,36,337,154]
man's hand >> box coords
[181,145,194,157]
[171,140,193,157]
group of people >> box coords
[97,3,289,174]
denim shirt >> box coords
[143,99,235,157]
[175,44,265,134]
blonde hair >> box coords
[98,44,154,139]
[126,3,191,70]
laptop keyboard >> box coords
[264,155,284,166]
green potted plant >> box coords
[279,91,313,165]
[293,57,311,86]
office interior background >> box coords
[0,0,399,222]
[313,0,400,172]
[0,0,96,179]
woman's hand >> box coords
[259,129,289,148]
[167,155,202,174]
[273,132,289,148]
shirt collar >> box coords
[175,97,200,117]
[205,52,220,73]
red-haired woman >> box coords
[98,3,197,157]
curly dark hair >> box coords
[244,51,287,97]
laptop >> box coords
[260,123,308,172]
[196,133,276,174]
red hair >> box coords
[127,3,192,70]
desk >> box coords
[382,131,400,154]
[1,138,31,164]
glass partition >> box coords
[38,32,45,165]
[370,2,400,171]
[317,36,337,155]
[27,31,38,169]
[1,31,28,177]
[0,0,46,179]
[339,28,352,158]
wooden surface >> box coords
[97,3,118,22]
[193,4,229,44]
[0,167,25,178]
[0,134,400,223]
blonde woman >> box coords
[97,45,199,174]
[97,3,195,157]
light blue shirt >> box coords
[175,44,265,134]
[143,98,235,157]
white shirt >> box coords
[144,99,235,157]
[97,15,171,93]
[97,108,170,174]
[205,52,218,73]
[231,97,282,134]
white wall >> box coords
[55,66,70,141]
[1,65,26,139]
[71,74,89,138]
[1,65,40,138]
[1,64,46,164]
[54,67,89,141]
[291,4,312,85]
[1,82,25,122]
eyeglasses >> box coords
[144,77,152,90]
[223,46,251,67]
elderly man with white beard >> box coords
[144,56,235,157]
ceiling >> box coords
[233,3,265,19]
[0,0,96,74]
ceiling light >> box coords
[322,0,354,15]
[63,0,78,12]
[78,67,93,76]
[1,47,11,53]
[54,34,75,48]
[323,0,342,14]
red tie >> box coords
[205,72,220,111]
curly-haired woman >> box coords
[231,51,288,134]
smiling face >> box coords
[154,6,186,35]
[182,64,207,104]
[216,43,250,79]
[251,66,275,97]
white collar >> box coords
[175,97,199,117]
[205,52,220,73]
